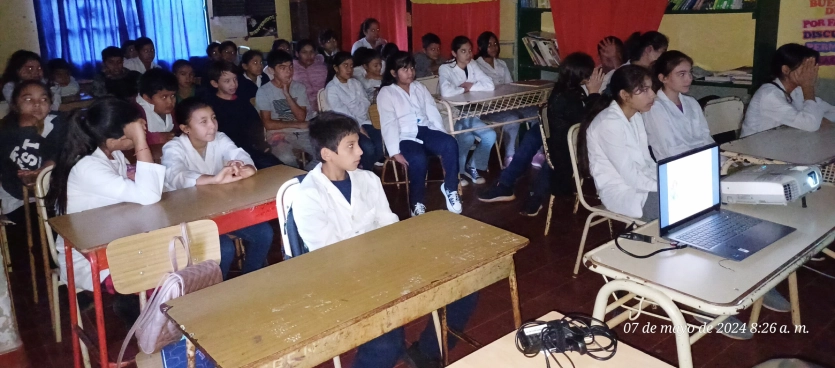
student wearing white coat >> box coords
[351,18,387,55]
[600,31,668,94]
[642,51,714,161]
[162,98,272,279]
[48,99,165,292]
[742,44,835,137]
[439,36,497,186]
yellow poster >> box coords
[779,0,835,78]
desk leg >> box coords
[65,241,81,368]
[748,297,764,330]
[89,252,108,366]
[441,307,449,367]
[508,261,521,328]
[788,272,801,326]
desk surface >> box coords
[441,83,552,105]
[48,165,306,252]
[721,122,835,165]
[449,311,673,368]
[584,186,835,311]
[164,211,529,368]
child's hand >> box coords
[460,82,474,92]
[214,166,244,185]
[585,67,605,94]
[237,165,256,179]
[392,153,409,167]
[124,120,148,143]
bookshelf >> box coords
[665,0,757,13]
[516,6,552,81]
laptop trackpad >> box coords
[722,222,796,261]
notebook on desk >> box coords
[657,144,795,261]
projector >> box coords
[721,165,822,205]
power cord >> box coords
[515,313,618,368]
[615,222,688,259]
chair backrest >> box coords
[704,96,743,142]
[34,166,59,265]
[317,88,330,111]
[106,220,221,295]
[276,175,309,259]
[416,76,439,95]
[369,104,381,130]
[567,124,595,212]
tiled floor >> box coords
[3,164,835,368]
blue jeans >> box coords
[400,126,459,206]
[360,125,384,170]
[484,107,540,158]
[352,292,479,367]
[454,117,496,173]
[218,222,274,279]
[499,123,543,188]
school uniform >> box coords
[377,82,459,206]
[161,134,272,278]
[741,78,835,137]
[600,61,630,95]
[586,100,657,219]
[123,57,160,74]
[439,62,497,174]
[135,95,174,132]
[319,48,338,65]
[325,78,383,169]
[236,72,270,103]
[56,148,166,291]
[56,77,80,97]
[356,75,382,102]
[351,37,387,55]
[643,91,714,161]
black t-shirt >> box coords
[0,113,66,199]
[206,93,264,153]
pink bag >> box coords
[117,223,223,366]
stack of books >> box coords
[668,0,754,11]
[520,0,550,9]
[702,67,753,85]
[522,31,560,68]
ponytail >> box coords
[357,18,379,41]
[624,31,669,63]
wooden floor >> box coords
[3,163,835,368]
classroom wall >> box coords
[0,0,41,73]
[658,13,756,72]
[207,0,293,53]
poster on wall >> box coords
[247,15,277,37]
[802,1,835,66]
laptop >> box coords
[657,144,795,261]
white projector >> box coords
[721,164,822,205]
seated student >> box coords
[642,51,714,161]
[206,42,222,62]
[741,43,835,137]
[47,98,165,293]
[352,18,387,55]
[1,50,61,111]
[263,39,292,80]
[219,41,238,65]
[379,43,399,66]
[256,50,318,170]
[162,98,272,278]
[92,46,142,99]
[415,33,445,78]
[135,68,178,143]
[0,81,67,219]
[353,48,383,101]
[172,59,205,103]
[206,61,281,169]
[46,59,80,97]
[325,52,383,169]
[378,51,461,216]
[600,32,668,93]
[237,49,271,103]
[293,112,477,368]
[293,39,328,115]
[124,37,160,74]
[318,29,340,65]
[439,36,497,186]
[478,52,604,217]
[598,36,625,75]
[122,40,139,60]
[580,65,658,221]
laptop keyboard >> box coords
[675,212,762,249]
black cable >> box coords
[515,313,617,367]
[615,222,687,259]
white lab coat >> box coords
[741,78,835,137]
[293,163,399,252]
[438,61,494,98]
[376,82,447,156]
[475,57,514,86]
[642,91,714,161]
[161,133,255,191]
[136,95,173,133]
[56,148,166,291]
[351,37,387,55]
[325,78,371,126]
[586,101,657,218]
[123,57,160,74]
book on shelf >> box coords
[699,66,752,84]
[668,0,751,11]
[522,31,560,67]
[521,0,550,9]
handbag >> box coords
[117,223,223,366]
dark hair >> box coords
[139,68,178,97]
[476,31,499,59]
[134,37,154,52]
[422,33,441,50]
[624,31,668,62]
[206,42,221,57]
[220,40,237,53]
[327,51,354,83]
[272,39,291,52]
[356,48,381,67]
[382,51,415,87]
[5,80,51,123]
[121,40,135,56]
[101,47,123,62]
[267,50,293,68]
[553,52,595,97]
[448,36,472,64]
[771,43,820,80]
[597,36,625,57]
[1,50,42,86]
[175,97,211,129]
[309,111,361,161]
[47,58,71,73]
[652,50,693,91]
[208,61,238,83]
[577,65,651,176]
[357,18,379,41]
[172,59,192,74]
[295,39,316,58]
[380,43,399,61]
[319,29,336,47]
[47,98,143,215]
[241,50,263,65]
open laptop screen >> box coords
[658,145,720,230]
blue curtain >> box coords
[138,0,209,70]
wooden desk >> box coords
[449,312,672,368]
[58,93,95,112]
[438,83,552,135]
[164,211,529,368]
[48,165,307,368]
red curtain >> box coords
[549,0,667,63]
[341,0,408,52]
[412,1,500,55]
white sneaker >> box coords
[441,185,462,214]
[411,203,427,217]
